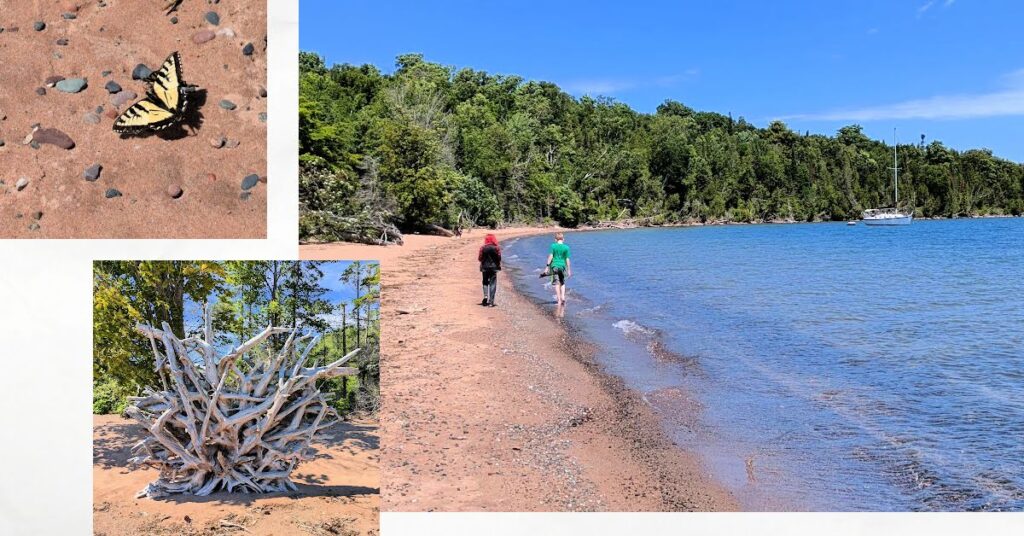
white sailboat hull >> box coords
[863,214,913,226]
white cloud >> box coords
[781,69,1024,121]
[563,70,699,96]
[917,1,936,16]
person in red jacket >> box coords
[478,234,502,306]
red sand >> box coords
[93,415,379,536]
[0,1,266,237]
[301,228,738,511]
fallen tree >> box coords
[125,307,359,498]
[299,209,404,245]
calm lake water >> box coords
[505,219,1024,511]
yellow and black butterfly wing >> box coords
[146,51,185,112]
[113,99,178,133]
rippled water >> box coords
[505,219,1024,511]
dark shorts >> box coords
[550,266,566,285]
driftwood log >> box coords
[125,308,359,498]
[301,210,404,245]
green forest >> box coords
[299,52,1024,242]
[93,261,380,417]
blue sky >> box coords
[301,0,1024,161]
[182,261,375,336]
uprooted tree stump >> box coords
[125,309,359,498]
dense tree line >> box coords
[93,261,381,416]
[299,52,1024,240]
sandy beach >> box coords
[301,228,737,511]
[93,415,379,535]
[0,1,266,238]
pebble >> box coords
[258,112,267,123]
[242,43,255,56]
[132,64,152,80]
[56,38,69,46]
[105,188,122,199]
[28,222,40,231]
[83,112,101,125]
[170,16,179,25]
[219,99,237,111]
[104,81,122,93]
[32,128,75,149]
[240,191,251,201]
[32,211,43,221]
[34,21,46,32]
[166,184,183,199]
[0,139,5,147]
[209,136,225,148]
[206,173,217,182]
[111,90,137,107]
[84,164,102,181]
[225,139,240,148]
[241,174,259,190]
[205,11,220,25]
[55,78,87,93]
[36,87,46,96]
[192,30,216,44]
[101,70,112,77]
[16,178,28,191]
[216,27,235,38]
[259,87,267,98]
[61,13,77,20]
[44,75,64,86]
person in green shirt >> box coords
[546,232,572,305]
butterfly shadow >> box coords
[117,88,208,141]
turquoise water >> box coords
[505,219,1024,511]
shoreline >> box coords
[301,227,738,511]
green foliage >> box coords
[299,52,1024,239]
[93,261,381,418]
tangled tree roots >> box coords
[126,309,359,498]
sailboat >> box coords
[863,128,913,226]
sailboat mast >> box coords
[893,128,898,206]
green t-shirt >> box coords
[549,242,570,269]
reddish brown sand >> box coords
[301,229,738,511]
[0,1,266,238]
[93,415,379,536]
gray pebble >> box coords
[242,43,255,56]
[240,191,252,201]
[83,113,101,125]
[101,70,112,77]
[84,164,102,181]
[105,188,122,199]
[62,13,77,20]
[205,11,220,25]
[132,64,152,80]
[104,81,122,93]
[28,222,40,231]
[36,87,46,96]
[170,16,179,24]
[219,99,237,110]
[56,38,69,46]
[241,174,259,190]
[16,177,28,191]
[258,112,267,123]
[111,90,137,107]
[56,78,87,93]
[34,21,46,32]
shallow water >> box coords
[505,219,1024,511]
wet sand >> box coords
[301,228,738,511]
[93,415,379,535]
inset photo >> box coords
[93,261,379,535]
[1,2,266,238]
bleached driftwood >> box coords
[125,307,359,498]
